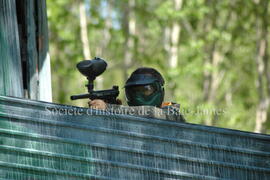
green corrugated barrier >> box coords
[0,95,269,179]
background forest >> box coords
[46,0,270,134]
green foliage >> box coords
[47,0,270,134]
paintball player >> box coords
[89,67,185,122]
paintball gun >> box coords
[70,57,120,104]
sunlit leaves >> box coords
[47,0,270,133]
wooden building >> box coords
[0,0,51,101]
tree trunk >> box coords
[123,0,136,81]
[79,1,91,59]
[254,0,269,133]
[79,1,105,93]
[163,27,171,54]
[205,45,225,126]
[96,1,112,90]
[165,0,183,100]
[202,1,234,126]
[168,0,183,68]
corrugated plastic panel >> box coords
[0,95,270,179]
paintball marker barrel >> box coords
[70,86,119,100]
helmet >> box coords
[125,67,165,107]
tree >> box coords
[254,0,269,133]
[47,0,270,133]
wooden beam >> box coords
[0,0,23,97]
[36,0,52,102]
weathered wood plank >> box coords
[2,0,52,101]
[0,0,23,97]
[25,0,39,100]
[16,0,39,99]
[36,0,52,102]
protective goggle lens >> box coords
[127,84,156,97]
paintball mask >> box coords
[125,74,164,107]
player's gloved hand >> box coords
[88,99,107,110]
